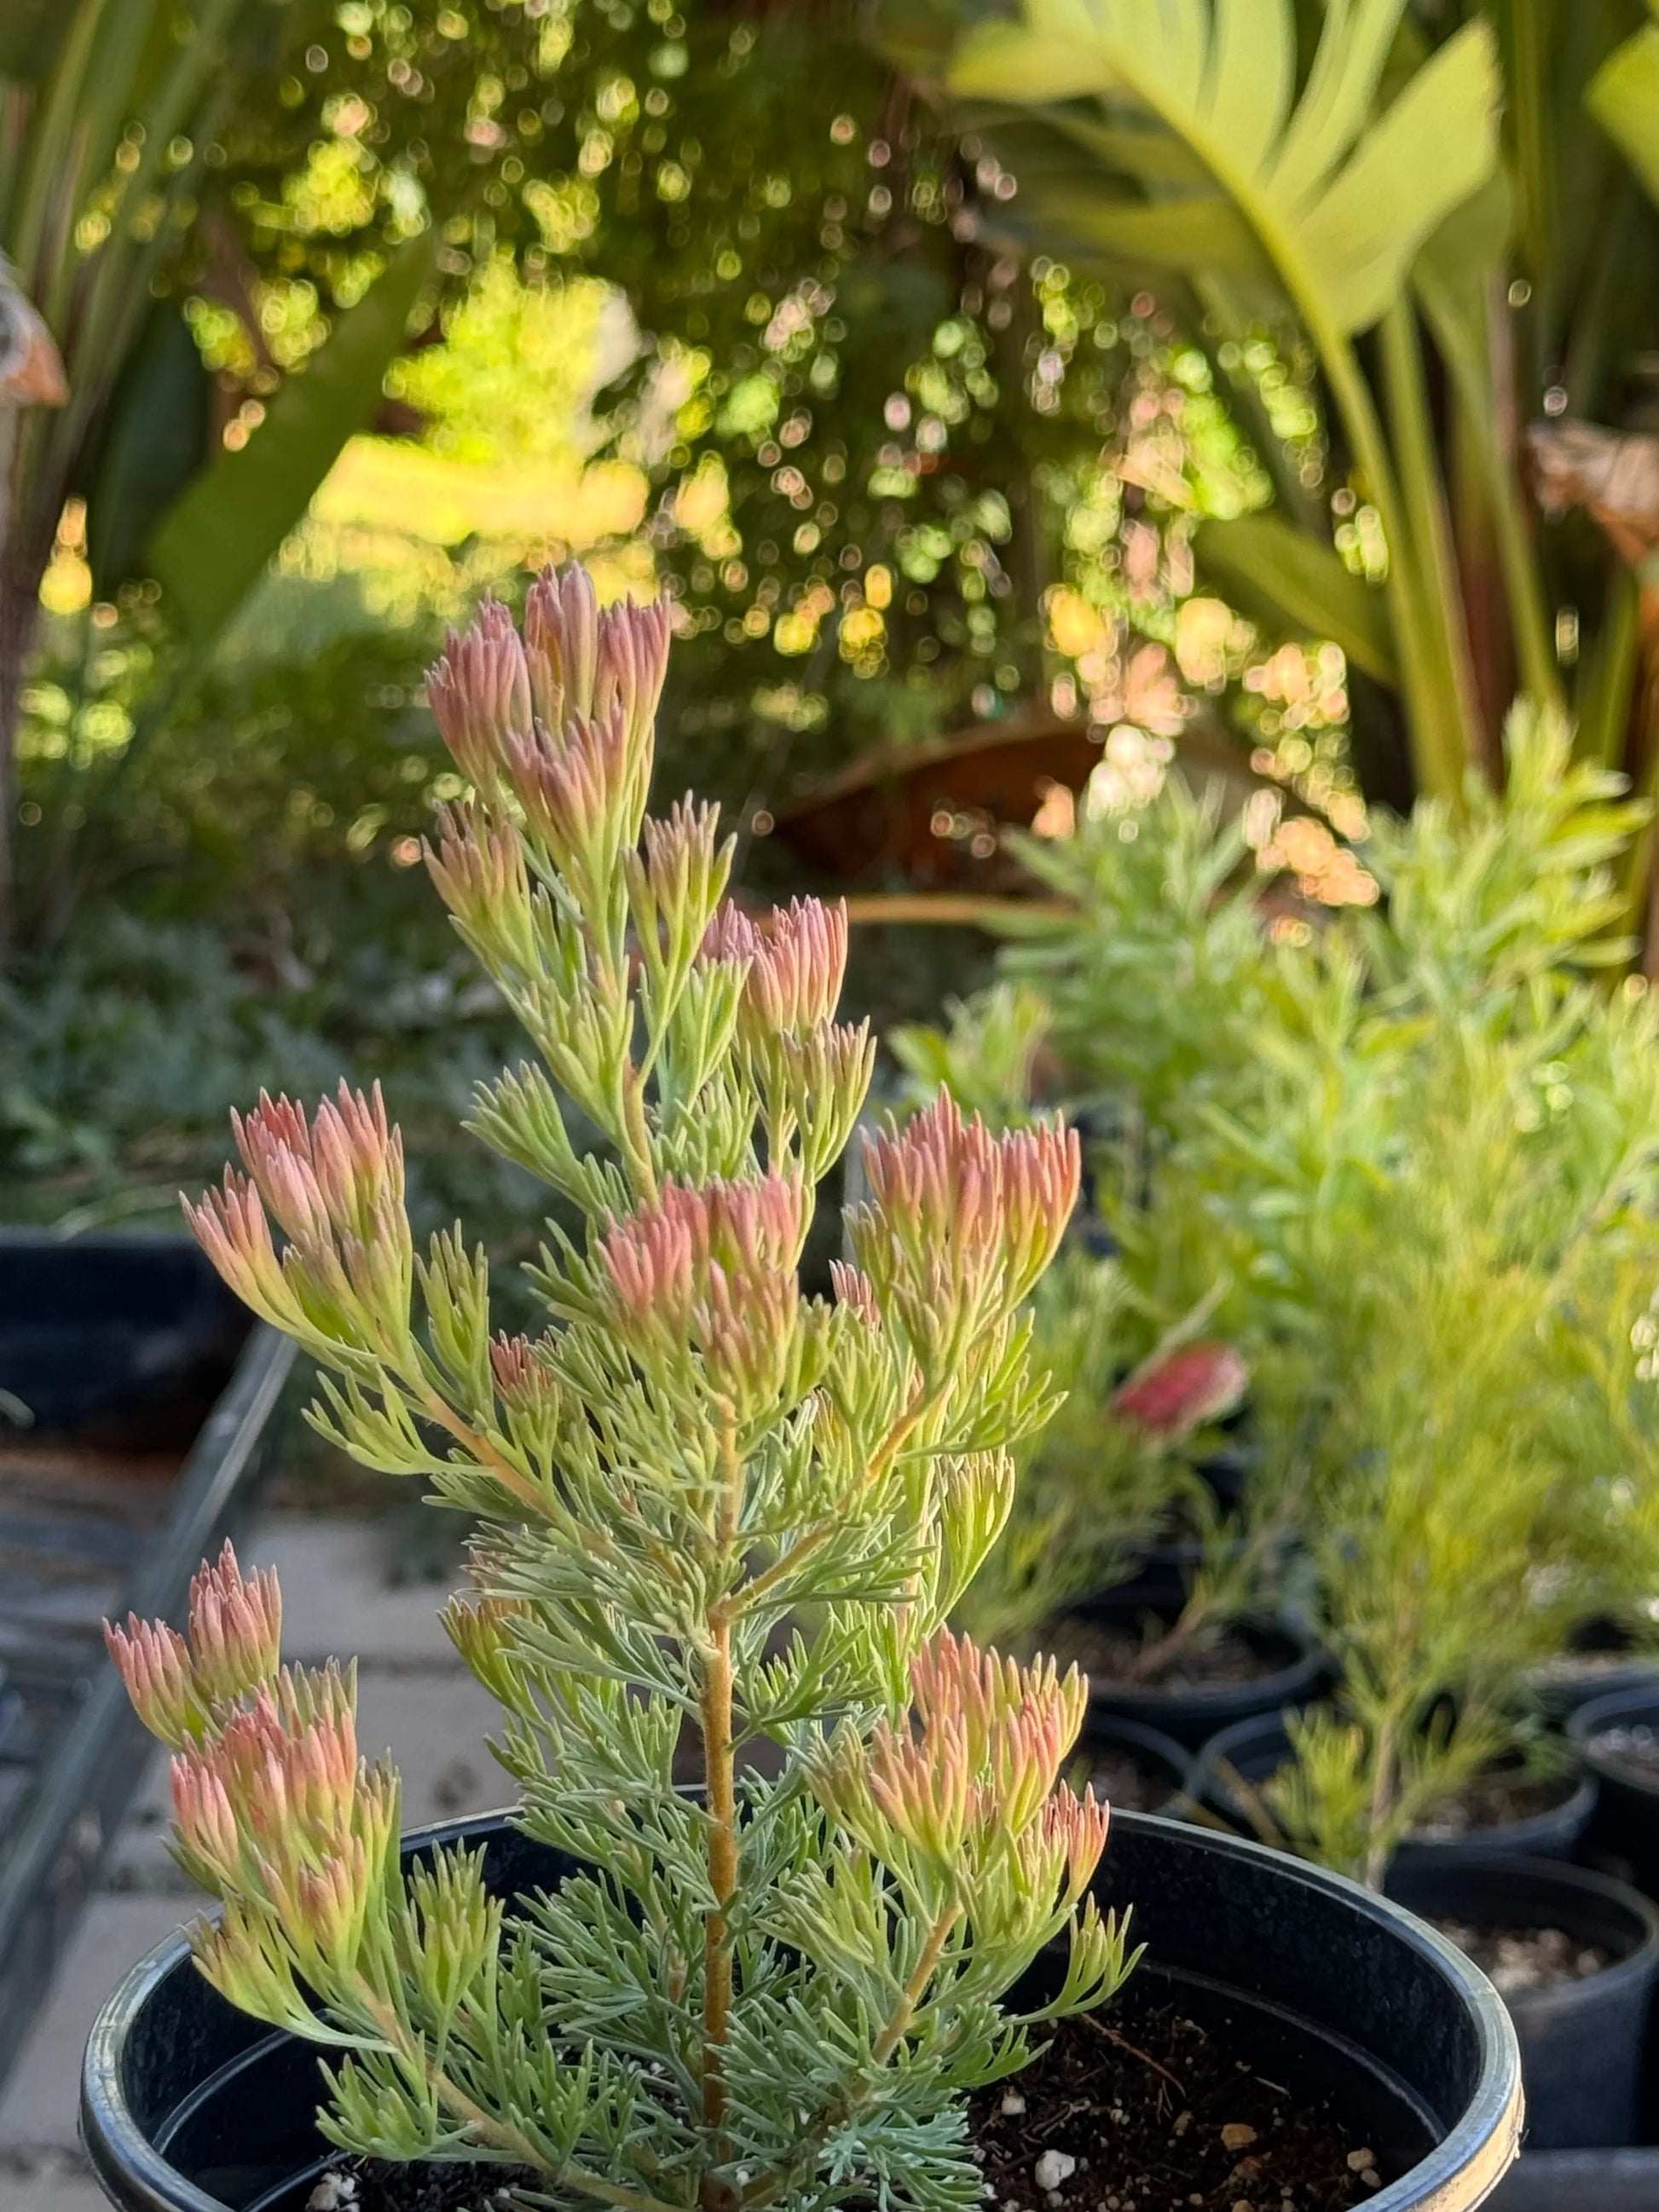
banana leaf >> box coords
[1191,513,1397,687]
[147,230,438,652]
[82,301,214,597]
[1588,17,1659,210]
[949,0,1501,338]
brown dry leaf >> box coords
[1528,419,1659,565]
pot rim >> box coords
[1194,1713,1598,1847]
[1385,1845,1659,2007]
[1068,1603,1330,1711]
[81,1806,1523,2212]
[1569,1682,1659,1772]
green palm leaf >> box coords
[950,0,1500,339]
[1588,7,1659,210]
[949,0,1503,806]
[1190,514,1396,687]
[147,229,438,652]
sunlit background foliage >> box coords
[5,0,1390,1225]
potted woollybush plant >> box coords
[895,983,1320,1757]
[955,1243,1317,1763]
[83,569,1520,2212]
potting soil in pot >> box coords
[1049,1620,1286,1692]
[970,2007,1384,2212]
[1407,1769,1580,1843]
[1073,1746,1182,1813]
[1584,1719,1659,1780]
[240,2007,1391,2212]
[1428,1919,1613,1997]
[303,2165,540,2210]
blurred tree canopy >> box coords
[11,0,1333,950]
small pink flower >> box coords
[1022,1782,1110,1902]
[210,1674,361,1860]
[820,1629,1095,1882]
[489,1332,559,1415]
[702,897,849,1040]
[864,1710,973,1858]
[525,563,597,724]
[599,1183,700,1325]
[186,1084,413,1356]
[910,1629,1086,1834]
[524,564,672,752]
[171,1755,242,1886]
[829,1260,882,1328]
[634,799,726,923]
[425,599,533,786]
[282,1846,368,1968]
[188,1543,282,1706]
[996,1120,1083,1305]
[229,1083,402,1251]
[181,1174,287,1323]
[106,1615,199,1747]
[851,1097,1079,1356]
[598,1175,805,1404]
[600,1175,803,1321]
[424,800,530,942]
[1110,1341,1247,1438]
[860,1094,1003,1262]
[505,702,642,875]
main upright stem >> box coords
[702,1616,737,2143]
[700,1417,744,2199]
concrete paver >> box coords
[253,1515,466,1666]
[1,2148,108,2212]
[0,1893,192,2153]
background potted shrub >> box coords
[894,700,1659,2163]
[951,1245,1302,1776]
[83,566,1523,2212]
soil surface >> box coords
[972,2006,1381,2212]
[1072,1746,1185,1814]
[1408,1767,1580,1841]
[1050,1618,1291,1693]
[1431,1918,1615,1997]
[309,2164,540,2211]
[1587,1722,1659,1782]
[319,2007,1384,2212]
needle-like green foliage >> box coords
[908,704,1659,1884]
[105,564,1135,2212]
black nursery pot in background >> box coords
[1068,1712,1193,1815]
[1192,1713,1598,1863]
[0,1232,255,1448]
[82,1809,1523,2212]
[1523,1622,1659,1728]
[1060,1590,1328,1750]
[1569,1685,1659,1894]
[1386,1851,1659,2152]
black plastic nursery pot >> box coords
[0,1231,257,1445]
[1385,1851,1659,2152]
[0,1230,292,2092]
[1569,1684,1659,1892]
[82,1807,1523,2212]
[1193,1714,1598,1865]
[1059,1589,1328,1750]
[1067,1711,1194,1815]
[1522,1621,1659,1727]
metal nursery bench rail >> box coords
[0,1229,292,2091]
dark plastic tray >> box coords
[0,1230,292,2090]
